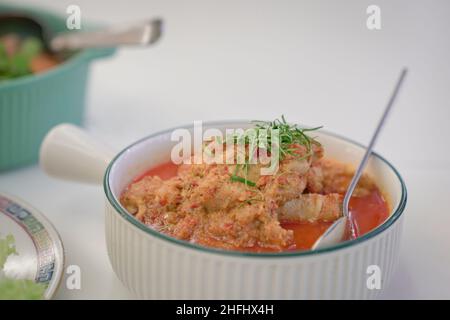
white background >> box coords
[1,0,450,299]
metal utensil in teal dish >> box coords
[0,4,115,171]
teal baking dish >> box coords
[0,4,115,171]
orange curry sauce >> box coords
[135,162,390,252]
[281,190,389,250]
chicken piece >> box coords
[200,201,293,250]
[172,215,200,240]
[321,159,376,196]
[279,193,342,222]
[306,163,324,193]
[121,176,182,220]
[121,176,164,219]
[311,143,324,164]
[281,156,310,176]
[179,166,256,214]
[177,158,211,178]
[263,173,307,206]
[287,142,323,162]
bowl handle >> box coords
[39,124,115,185]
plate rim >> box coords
[0,192,65,300]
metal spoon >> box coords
[312,68,408,250]
[0,14,162,56]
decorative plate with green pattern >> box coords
[0,193,64,299]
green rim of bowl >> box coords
[104,120,407,258]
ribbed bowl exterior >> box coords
[105,200,404,300]
[0,64,89,170]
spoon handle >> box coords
[343,69,408,233]
[50,19,162,51]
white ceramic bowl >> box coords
[39,121,407,299]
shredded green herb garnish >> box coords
[230,174,256,186]
[227,115,322,187]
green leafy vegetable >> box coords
[227,115,322,186]
[0,234,16,269]
[0,233,46,300]
[0,278,46,300]
[8,54,29,77]
[252,115,322,161]
[0,43,9,74]
[0,35,44,81]
[230,174,256,186]
[20,38,43,60]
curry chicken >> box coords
[120,127,389,252]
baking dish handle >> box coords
[39,124,115,185]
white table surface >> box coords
[2,0,450,299]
